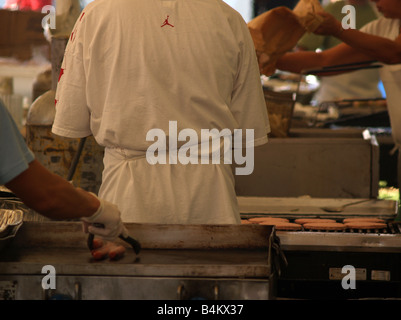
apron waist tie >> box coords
[105,142,231,164]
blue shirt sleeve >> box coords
[0,100,35,185]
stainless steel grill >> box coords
[239,196,401,299]
[0,218,281,300]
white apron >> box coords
[98,147,241,224]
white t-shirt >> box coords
[52,0,270,224]
[361,17,401,146]
[53,0,269,150]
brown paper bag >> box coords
[247,6,306,76]
[293,0,324,32]
[247,1,325,76]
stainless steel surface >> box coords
[320,199,373,213]
[238,196,398,220]
[241,196,401,299]
[0,222,276,300]
[235,130,380,199]
[9,221,273,250]
[277,231,401,253]
[0,247,270,278]
[238,196,401,253]
[0,276,271,300]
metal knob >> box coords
[213,285,219,300]
[177,284,184,300]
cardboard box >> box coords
[0,9,48,60]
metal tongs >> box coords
[66,138,141,255]
[87,223,141,255]
[302,60,383,76]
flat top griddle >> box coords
[0,222,275,279]
[0,248,270,278]
[238,196,401,253]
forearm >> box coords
[276,51,324,74]
[38,183,100,220]
[337,29,401,65]
[312,11,401,65]
[276,42,374,75]
[6,160,99,219]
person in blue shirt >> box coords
[0,100,126,258]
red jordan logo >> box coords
[161,15,174,28]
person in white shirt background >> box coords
[296,0,383,104]
[275,0,401,195]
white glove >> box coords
[81,194,128,242]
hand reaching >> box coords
[314,12,344,37]
[81,194,128,242]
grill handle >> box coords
[176,284,219,300]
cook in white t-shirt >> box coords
[52,0,270,224]
[275,0,401,190]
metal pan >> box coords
[0,209,23,252]
[0,209,23,238]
